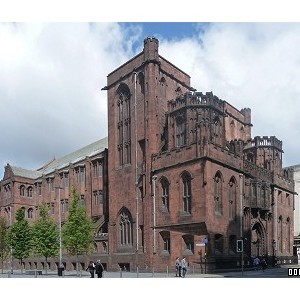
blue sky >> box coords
[1,20,300,179]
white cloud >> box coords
[0,22,141,176]
[1,22,300,179]
[159,23,300,167]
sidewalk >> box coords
[0,264,297,278]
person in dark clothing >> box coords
[86,261,95,278]
[95,260,104,278]
[261,257,267,272]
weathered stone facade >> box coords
[0,37,295,272]
[105,37,295,271]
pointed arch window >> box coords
[20,185,25,197]
[27,208,33,219]
[176,116,186,147]
[119,210,133,246]
[214,172,222,214]
[228,177,237,220]
[117,84,131,166]
[182,173,192,214]
[161,178,170,211]
[27,186,33,198]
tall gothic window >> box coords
[214,172,222,214]
[228,177,237,220]
[161,178,169,211]
[212,115,221,144]
[176,116,186,147]
[20,185,25,197]
[117,84,131,166]
[182,173,192,214]
[119,210,133,246]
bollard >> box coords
[166,265,169,277]
[120,268,122,278]
[152,267,154,277]
[80,270,82,277]
[193,265,195,274]
[136,266,139,278]
[35,270,37,278]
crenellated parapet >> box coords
[168,91,224,114]
[244,136,283,151]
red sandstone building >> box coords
[0,37,295,272]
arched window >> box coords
[182,173,192,214]
[214,172,222,214]
[27,187,33,198]
[161,178,169,211]
[212,115,221,144]
[176,116,186,147]
[228,177,237,220]
[20,185,25,197]
[27,208,33,219]
[117,84,131,166]
[160,77,166,98]
[119,209,133,246]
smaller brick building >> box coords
[0,137,109,271]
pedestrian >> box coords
[175,257,181,277]
[181,257,187,278]
[86,261,95,278]
[95,259,104,278]
[260,257,267,272]
[253,256,260,271]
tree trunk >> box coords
[45,257,48,275]
[20,258,23,274]
[76,253,79,277]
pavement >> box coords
[0,264,299,278]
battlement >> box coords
[245,136,283,151]
[168,91,224,113]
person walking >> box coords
[253,256,260,271]
[95,259,104,278]
[86,261,95,278]
[181,257,187,278]
[175,257,181,277]
[260,257,267,272]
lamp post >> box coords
[272,239,276,267]
[9,205,13,274]
[152,175,157,254]
[56,186,63,275]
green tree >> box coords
[32,203,59,275]
[62,188,94,275]
[7,208,33,273]
[0,217,10,273]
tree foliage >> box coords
[62,188,94,256]
[7,208,32,270]
[32,203,59,273]
[0,217,10,273]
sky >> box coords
[2,21,300,180]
